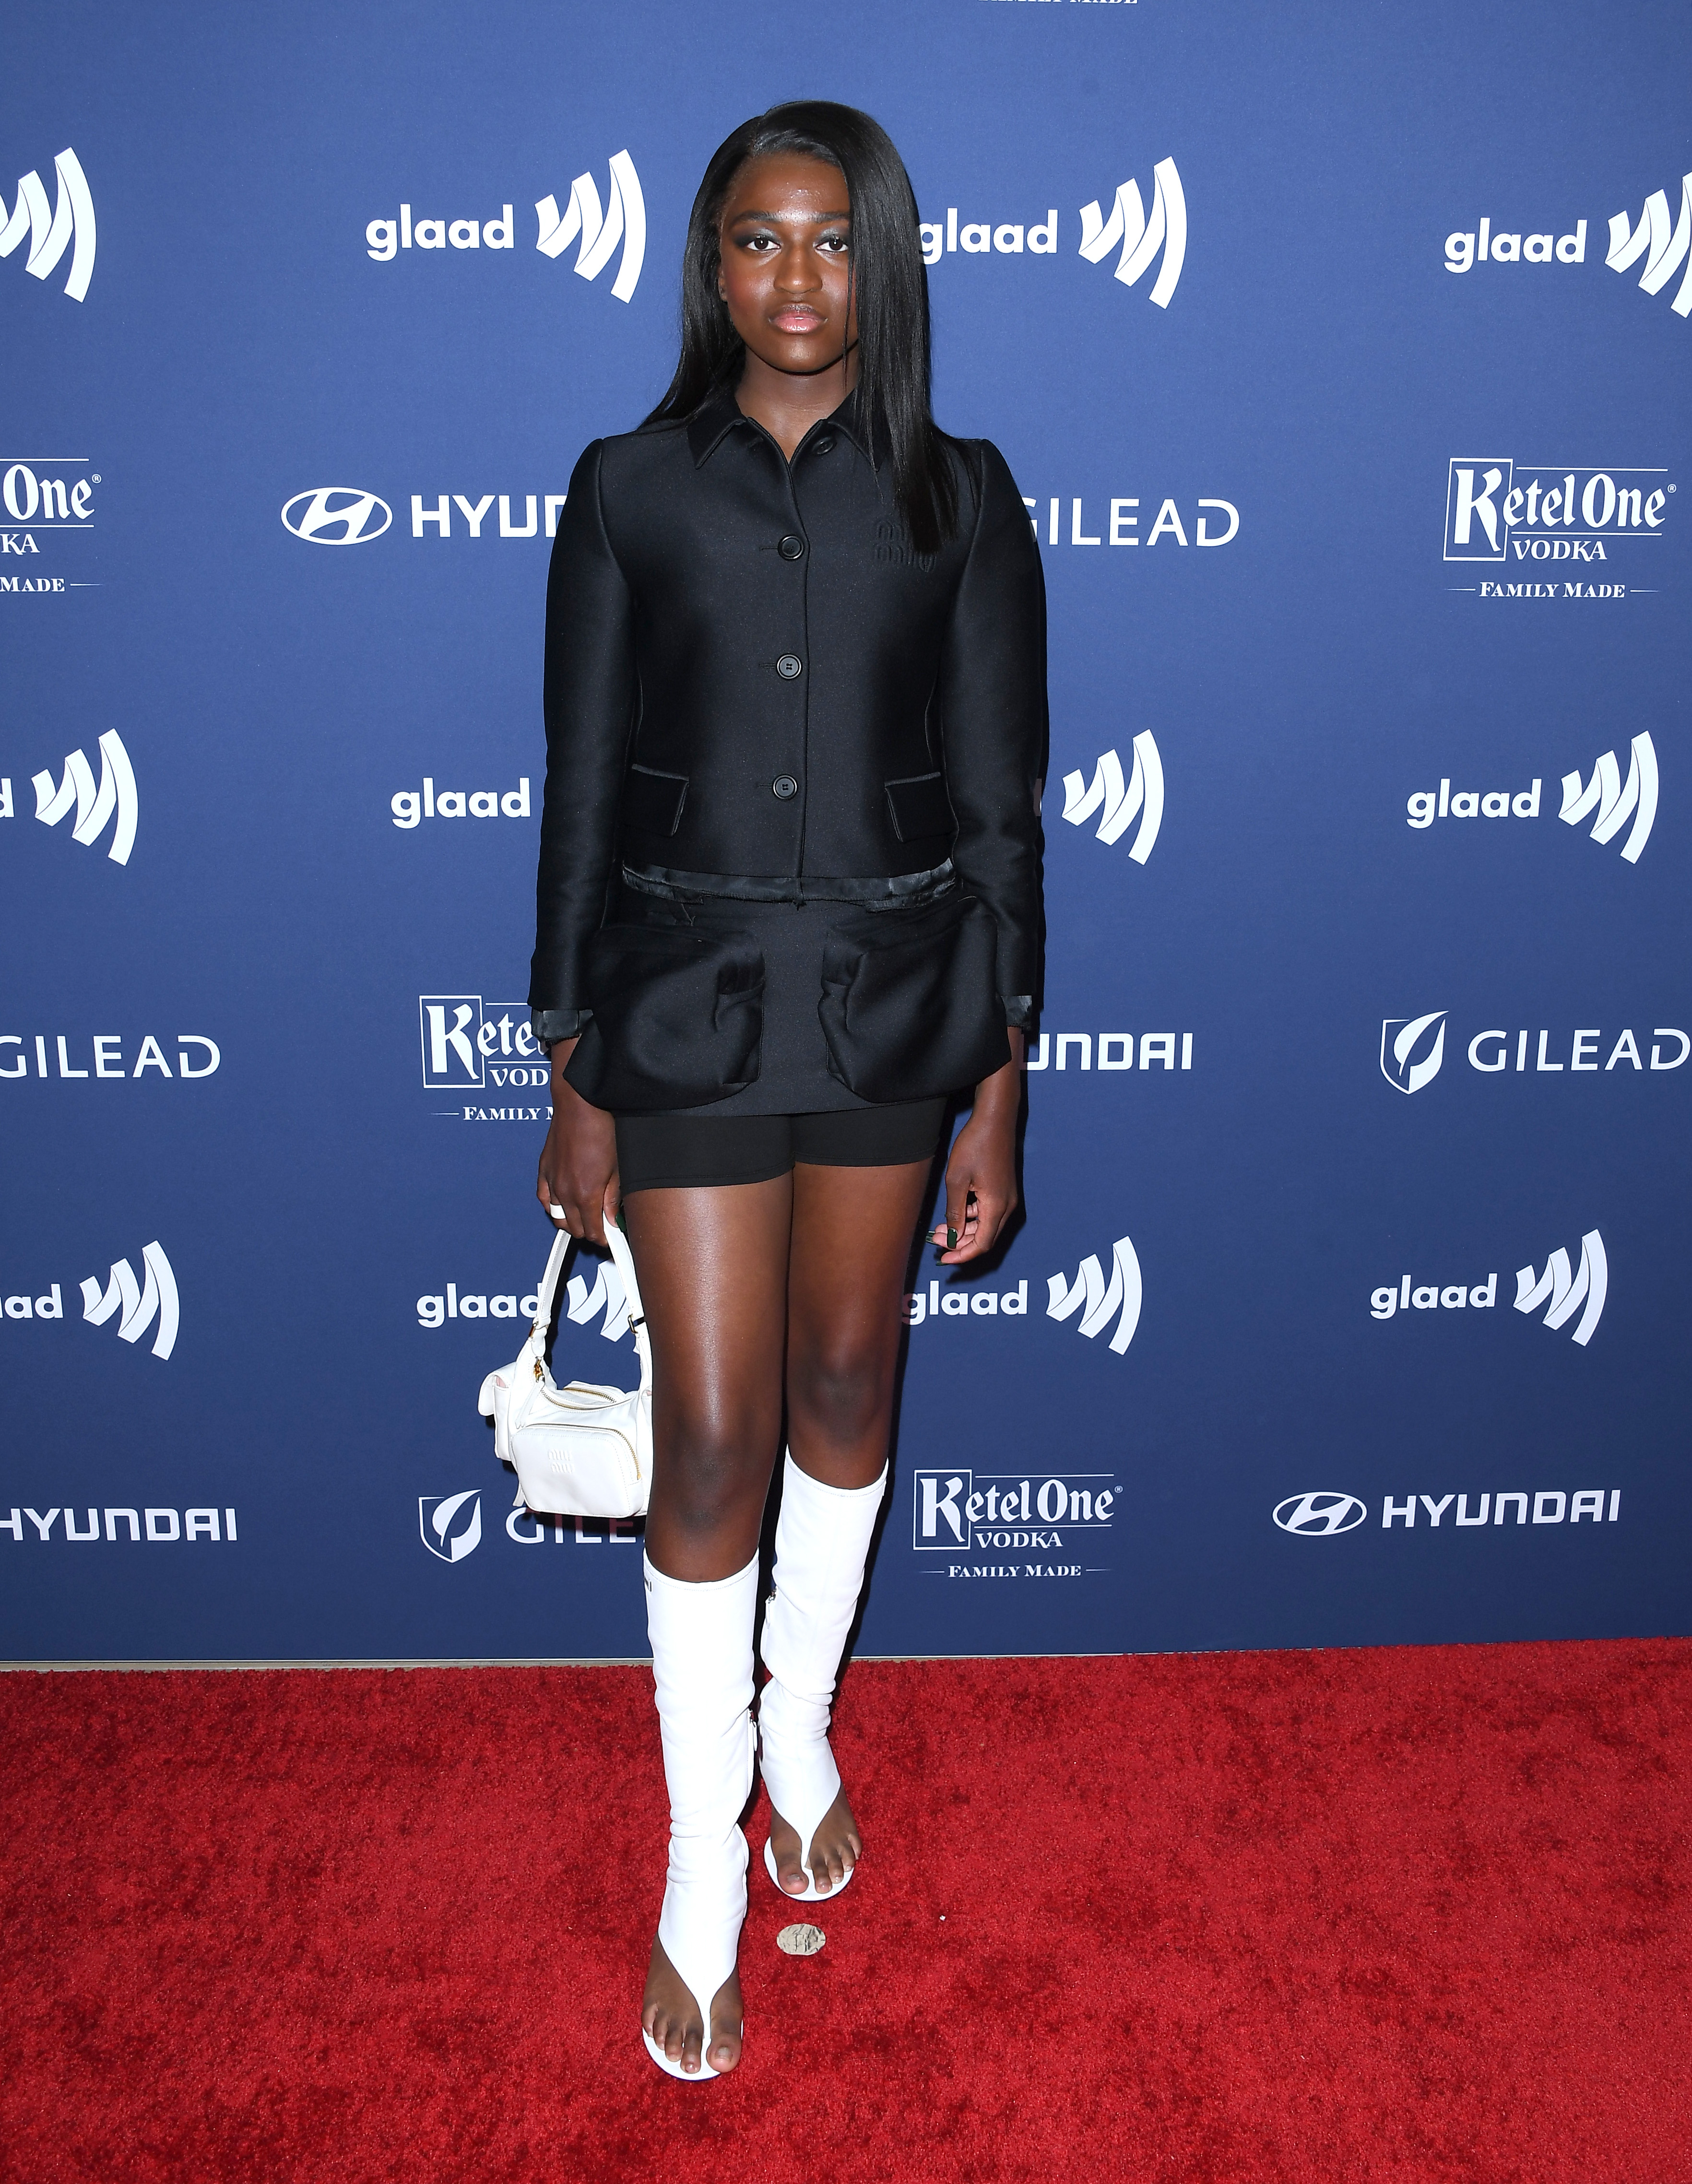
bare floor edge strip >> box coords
[0,1651,1135,1673]
[2,1637,1672,1674]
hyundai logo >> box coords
[280,487,392,544]
[1273,1491,1367,1536]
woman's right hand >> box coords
[536,1038,620,1245]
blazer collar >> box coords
[686,384,876,468]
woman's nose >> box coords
[775,245,821,293]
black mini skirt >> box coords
[561,875,1008,1120]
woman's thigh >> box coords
[623,1174,793,1578]
[785,1158,934,1487]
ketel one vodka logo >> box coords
[912,1468,1118,1552]
[419,995,547,1089]
[0,146,95,300]
[1443,460,1669,564]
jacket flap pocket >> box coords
[884,771,954,844]
[622,764,689,837]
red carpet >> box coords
[1,1641,1688,2183]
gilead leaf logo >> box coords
[419,1491,482,1563]
[1381,1011,1447,1096]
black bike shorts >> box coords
[615,1099,947,1194]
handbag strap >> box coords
[602,1218,653,1396]
[530,1216,653,1396]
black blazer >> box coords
[529,389,1047,1039]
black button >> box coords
[812,437,834,455]
[772,775,799,800]
[778,534,805,560]
[775,654,803,679]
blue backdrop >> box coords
[3,0,1688,1662]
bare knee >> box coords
[788,1342,894,1455]
[655,1407,779,1537]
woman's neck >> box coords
[735,347,859,461]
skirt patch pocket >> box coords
[818,893,1007,1103]
[565,921,764,1112]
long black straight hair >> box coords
[643,100,958,555]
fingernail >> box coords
[947,1228,958,1249]
[549,1204,565,1218]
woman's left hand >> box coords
[932,1029,1025,1264]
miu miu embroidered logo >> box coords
[873,521,935,573]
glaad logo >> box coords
[419,1490,482,1563]
[1515,1230,1607,1346]
[1273,1492,1367,1536]
[535,152,646,302]
[280,489,392,545]
[363,157,645,301]
[1561,734,1657,863]
[17,731,137,862]
[1368,1229,1607,1345]
[1046,1236,1142,1355]
[1404,737,1659,864]
[1443,460,1669,565]
[1381,1011,1446,1096]
[1444,218,1586,273]
[391,777,530,827]
[1060,732,1163,861]
[1078,158,1186,307]
[1607,173,1692,320]
[81,1242,178,1361]
[0,147,95,301]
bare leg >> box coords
[624,1175,791,2075]
[766,1157,934,1897]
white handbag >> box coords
[478,1220,652,1520]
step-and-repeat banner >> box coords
[4,0,1688,1661]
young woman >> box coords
[530,101,1045,2080]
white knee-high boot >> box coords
[757,1451,887,1901]
[643,1550,757,2080]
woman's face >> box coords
[717,153,856,378]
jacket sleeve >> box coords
[934,440,1047,1025]
[528,439,638,1033]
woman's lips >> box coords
[771,307,825,332]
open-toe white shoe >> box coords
[641,1551,757,2080]
[758,1452,886,1904]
